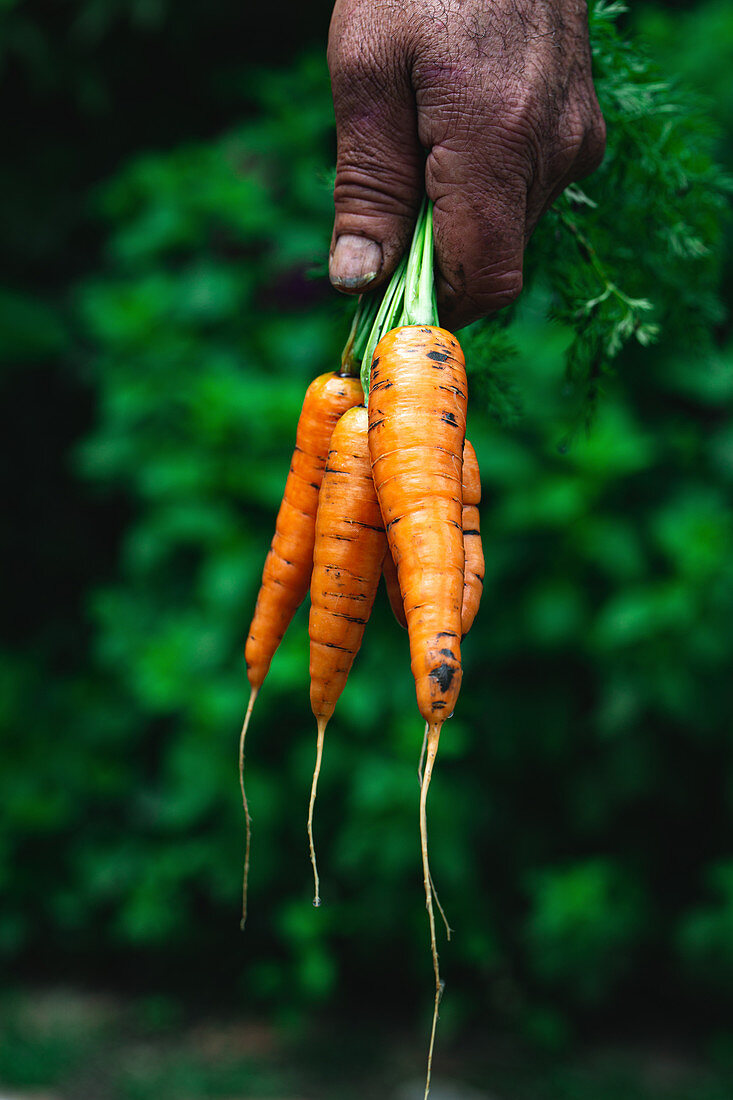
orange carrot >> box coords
[462,440,481,507]
[389,439,482,639]
[460,441,484,637]
[307,405,387,904]
[461,505,484,637]
[368,325,467,727]
[382,549,407,629]
[368,323,467,1097]
[238,370,362,928]
[419,440,485,930]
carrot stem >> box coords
[350,294,379,371]
[420,721,444,1100]
[418,201,437,324]
[307,716,328,907]
[400,196,428,326]
[239,687,258,931]
[340,302,362,378]
[360,254,408,396]
[343,294,379,378]
[401,200,438,328]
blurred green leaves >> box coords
[0,288,68,361]
[524,859,648,1006]
[677,862,733,994]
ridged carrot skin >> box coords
[383,549,407,629]
[245,371,363,692]
[385,439,482,636]
[307,404,387,904]
[368,325,467,725]
[460,440,484,636]
[462,440,481,507]
[309,405,387,726]
[461,505,484,636]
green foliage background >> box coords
[1,0,733,1051]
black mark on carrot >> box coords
[430,663,456,691]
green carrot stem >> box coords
[417,201,438,325]
[401,200,438,328]
[400,197,428,326]
[350,293,379,366]
[360,255,408,397]
[341,294,378,377]
[339,302,361,377]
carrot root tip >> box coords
[420,720,444,1100]
[418,721,428,786]
[239,687,258,931]
[307,717,328,911]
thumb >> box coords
[327,9,424,292]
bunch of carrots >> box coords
[239,200,485,1098]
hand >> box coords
[327,0,606,330]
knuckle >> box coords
[440,259,524,326]
[488,85,554,182]
[475,265,524,311]
[328,3,406,94]
[493,73,607,186]
[328,39,375,86]
[334,163,418,220]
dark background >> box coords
[1,1,733,1096]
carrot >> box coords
[239,370,362,928]
[382,549,407,629]
[414,440,481,952]
[461,505,484,637]
[462,439,481,507]
[368,325,467,726]
[389,439,482,639]
[460,440,484,637]
[307,404,387,904]
[368,322,467,1099]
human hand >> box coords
[327,0,606,330]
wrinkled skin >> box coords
[328,0,606,329]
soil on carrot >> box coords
[0,986,730,1100]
